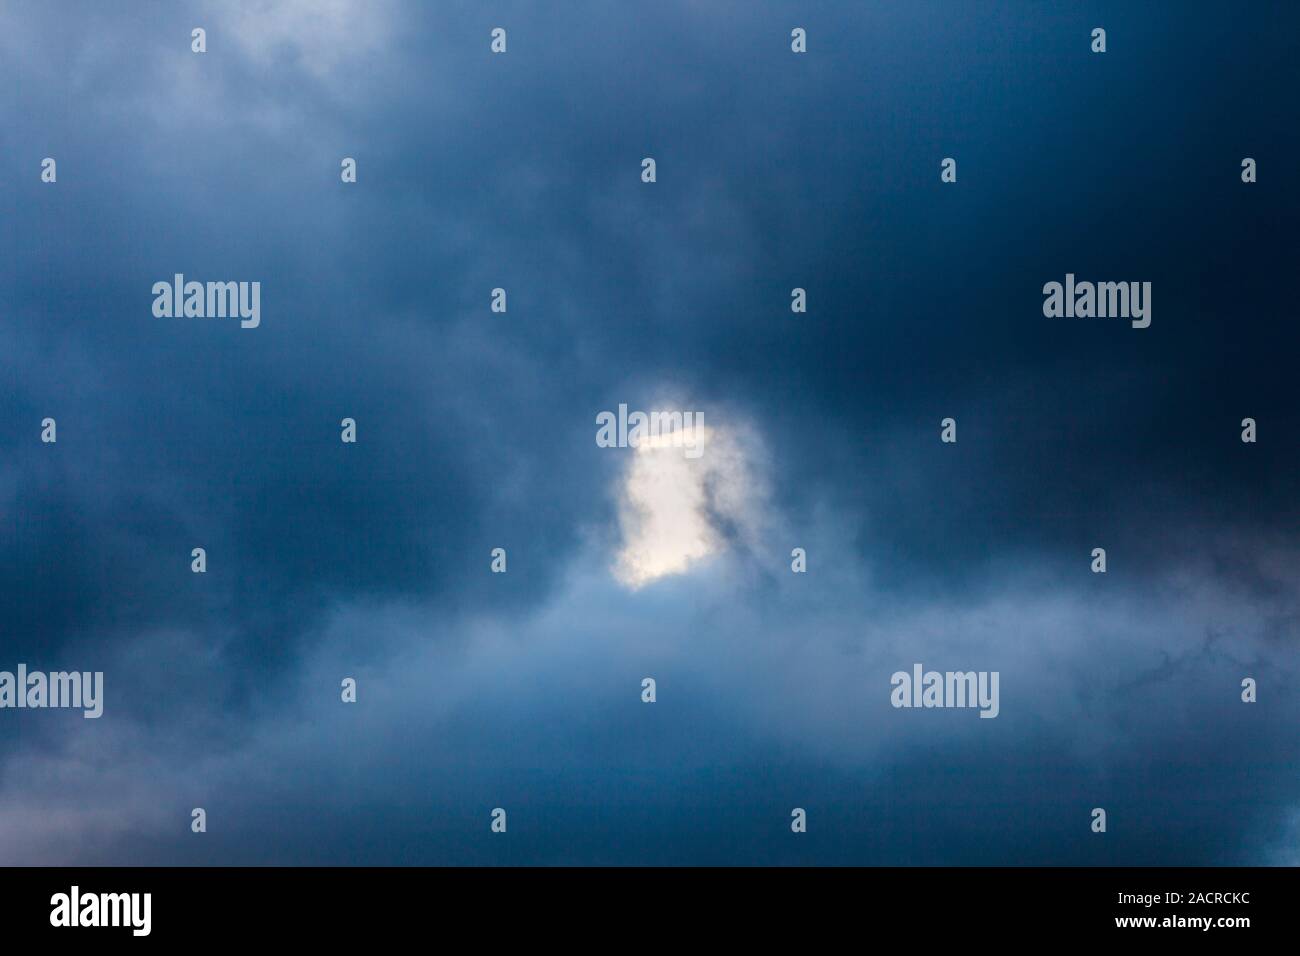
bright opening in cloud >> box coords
[613,419,764,588]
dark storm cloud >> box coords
[0,1,1295,864]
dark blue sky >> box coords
[0,1,1296,865]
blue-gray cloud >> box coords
[0,0,1295,865]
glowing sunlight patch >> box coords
[613,420,762,588]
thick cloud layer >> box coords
[0,1,1295,865]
